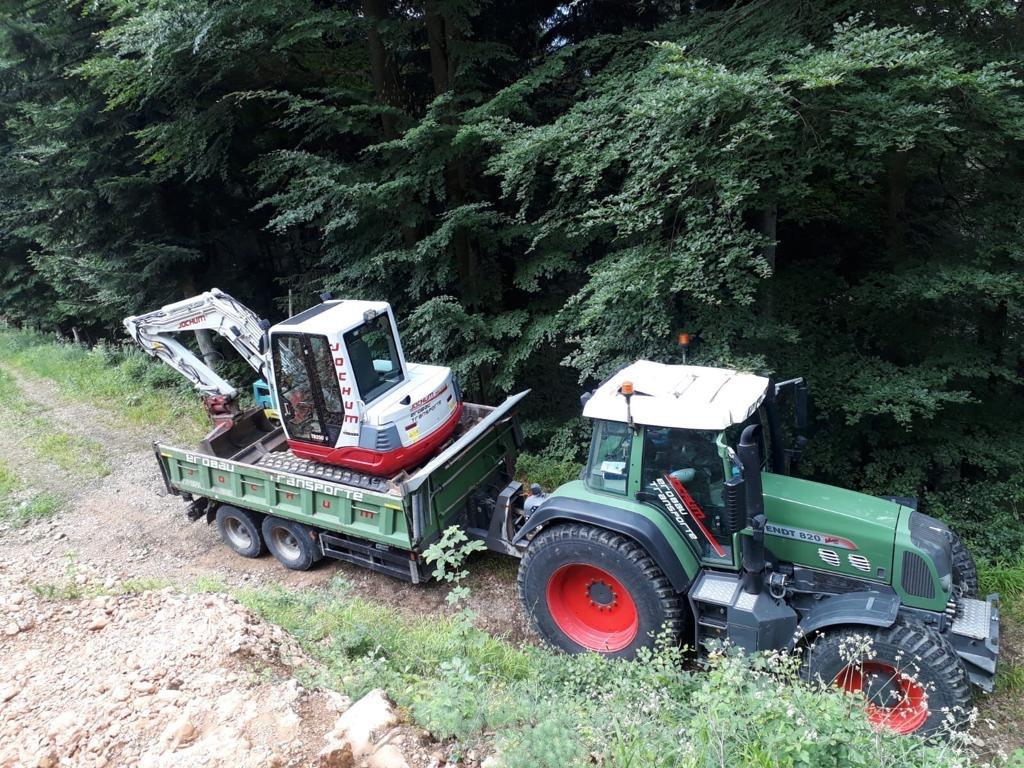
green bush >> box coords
[516,452,583,491]
[239,579,984,768]
[928,477,1024,562]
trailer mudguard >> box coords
[792,591,900,647]
[513,496,693,593]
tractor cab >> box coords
[579,362,802,564]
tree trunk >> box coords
[363,0,402,140]
[180,274,220,369]
[885,151,909,258]
[760,204,777,272]
[425,6,480,305]
[425,1,449,93]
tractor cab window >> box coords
[345,313,404,404]
[271,333,344,445]
[724,408,770,469]
[640,427,732,562]
[585,420,632,495]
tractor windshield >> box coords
[640,427,733,562]
[344,313,404,403]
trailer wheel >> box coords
[802,617,972,736]
[518,523,684,659]
[215,506,266,558]
[261,517,321,571]
[950,532,978,598]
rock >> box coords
[161,715,198,750]
[46,708,78,741]
[319,743,354,768]
[4,622,20,636]
[325,691,352,713]
[132,681,157,695]
[326,689,398,760]
[34,749,59,768]
[111,687,130,702]
[0,684,19,702]
[481,756,502,768]
[367,744,409,768]
[88,614,109,631]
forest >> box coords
[1,0,1022,557]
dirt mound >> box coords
[0,580,344,768]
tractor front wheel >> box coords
[950,532,979,598]
[803,617,972,736]
[517,523,684,658]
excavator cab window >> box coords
[271,333,344,445]
[344,314,404,404]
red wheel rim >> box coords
[836,661,929,734]
[545,563,639,652]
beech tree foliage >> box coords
[1,0,1022,548]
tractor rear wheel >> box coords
[950,532,979,598]
[215,506,266,558]
[802,617,972,736]
[262,517,322,571]
[517,523,684,658]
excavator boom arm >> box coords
[123,288,267,400]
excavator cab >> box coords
[267,299,462,475]
[123,289,463,477]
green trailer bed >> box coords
[155,391,529,581]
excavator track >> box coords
[255,451,393,494]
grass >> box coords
[0,327,207,442]
[1,491,64,528]
[0,459,15,499]
[980,561,1024,601]
[0,455,64,527]
[33,432,109,477]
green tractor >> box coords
[514,361,998,736]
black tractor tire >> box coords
[517,523,684,659]
[215,506,266,558]
[950,532,979,598]
[802,617,972,737]
[261,517,322,571]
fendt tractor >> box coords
[128,292,999,737]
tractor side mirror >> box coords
[794,381,809,433]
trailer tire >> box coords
[262,517,321,571]
[216,506,266,558]
[518,523,684,659]
[802,617,972,737]
[950,532,978,598]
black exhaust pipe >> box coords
[737,425,767,595]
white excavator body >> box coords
[124,289,463,476]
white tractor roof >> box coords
[583,361,769,431]
[270,299,391,336]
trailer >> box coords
[154,392,531,582]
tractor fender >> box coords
[513,496,693,593]
[792,591,900,648]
